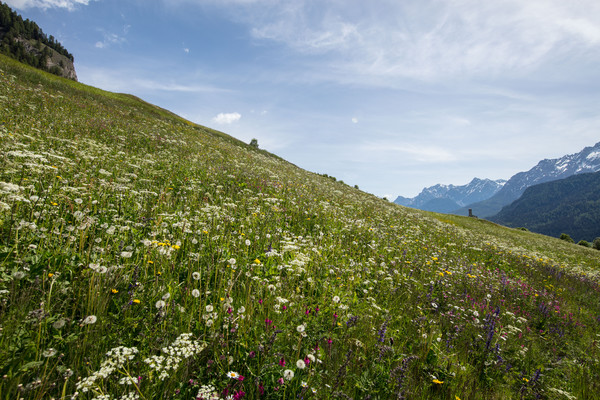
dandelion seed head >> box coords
[43,348,57,357]
[284,369,294,380]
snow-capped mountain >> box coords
[456,141,600,218]
[393,178,507,213]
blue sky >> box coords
[6,0,600,198]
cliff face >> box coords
[48,53,77,81]
[15,37,77,81]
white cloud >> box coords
[351,117,358,124]
[213,112,241,124]
[4,0,93,10]
[184,48,190,53]
[207,0,600,83]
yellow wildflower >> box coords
[433,379,444,384]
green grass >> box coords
[1,53,600,400]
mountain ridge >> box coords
[454,141,600,217]
[394,177,506,213]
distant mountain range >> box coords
[393,178,506,213]
[455,141,600,218]
[491,171,600,242]
[395,142,600,219]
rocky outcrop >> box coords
[15,37,77,81]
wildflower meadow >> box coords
[1,54,600,399]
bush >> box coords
[578,240,591,247]
[560,233,574,243]
[593,237,600,250]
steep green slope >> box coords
[1,55,600,400]
[491,171,600,242]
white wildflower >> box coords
[82,315,97,325]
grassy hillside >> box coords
[1,54,600,400]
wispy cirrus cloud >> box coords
[188,0,600,84]
[4,0,94,10]
[95,32,125,49]
[76,65,232,95]
[94,24,130,49]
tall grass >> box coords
[1,54,599,399]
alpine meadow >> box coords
[2,54,600,400]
